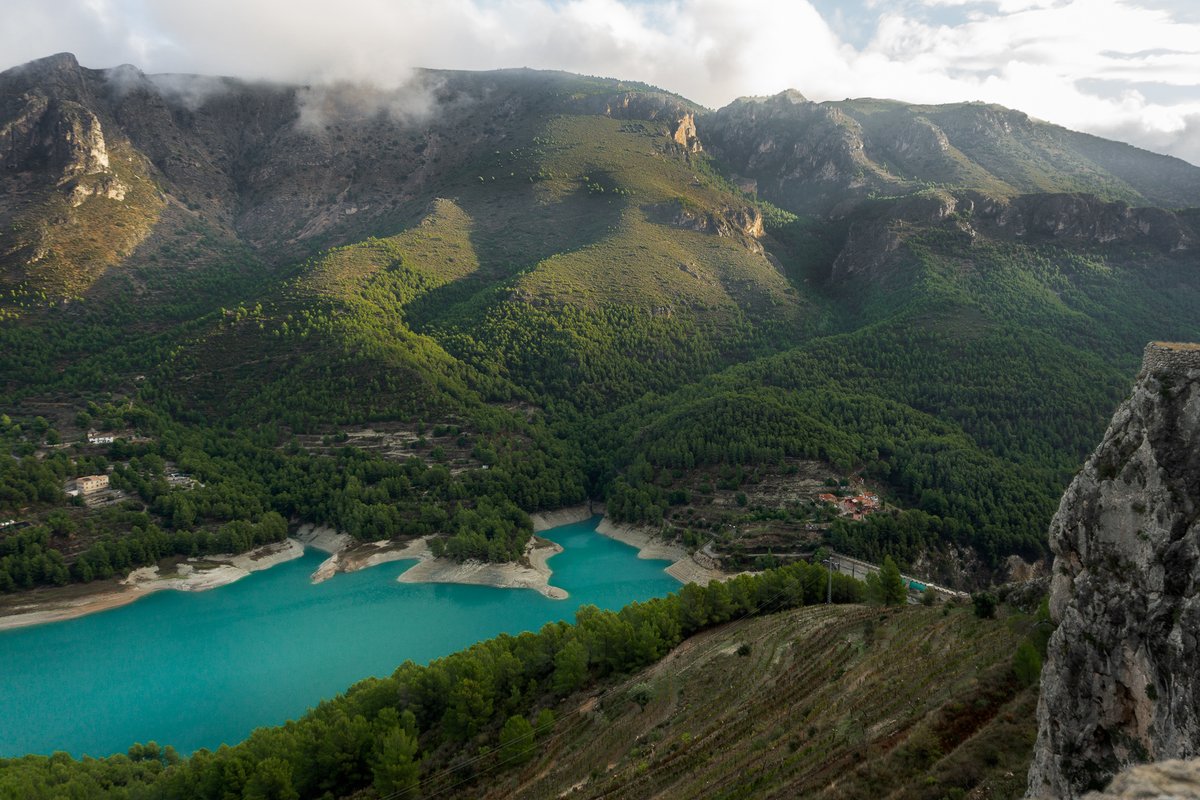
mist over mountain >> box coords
[1,50,1199,799]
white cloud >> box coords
[1,0,1198,165]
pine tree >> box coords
[879,556,907,606]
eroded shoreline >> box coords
[0,507,728,631]
[0,538,305,632]
[396,536,568,599]
[593,518,730,585]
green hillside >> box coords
[2,55,1200,597]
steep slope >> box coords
[599,187,1200,582]
[0,54,165,301]
[1028,343,1200,798]
[468,604,1036,800]
[0,54,809,590]
[0,55,708,305]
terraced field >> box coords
[454,604,1036,800]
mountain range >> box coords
[2,50,1200,800]
[2,50,1199,588]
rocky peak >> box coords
[701,92,889,215]
[942,102,1033,139]
[0,52,132,208]
[1027,342,1200,798]
[0,93,125,205]
[1,52,92,111]
[22,52,82,73]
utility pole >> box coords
[823,557,834,604]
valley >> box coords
[0,47,1199,799]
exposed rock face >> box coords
[642,199,763,240]
[985,194,1193,252]
[671,112,701,152]
[568,90,701,152]
[700,91,889,215]
[1080,758,1200,799]
[1028,342,1200,798]
[829,190,959,281]
[825,189,1195,286]
[2,56,733,296]
[0,92,122,193]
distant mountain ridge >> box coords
[701,90,1200,216]
[3,53,1198,300]
[0,53,705,298]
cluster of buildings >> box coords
[86,430,115,444]
[817,491,882,521]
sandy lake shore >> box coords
[594,518,731,586]
[0,538,306,632]
[0,507,732,631]
[529,504,596,532]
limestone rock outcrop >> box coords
[641,199,763,241]
[1027,342,1200,798]
[1080,758,1200,799]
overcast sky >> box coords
[5,0,1199,165]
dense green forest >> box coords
[2,66,1199,591]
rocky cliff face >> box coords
[1028,342,1200,798]
[0,54,126,200]
[825,190,1195,284]
[642,198,763,241]
[0,55,713,298]
[699,91,892,215]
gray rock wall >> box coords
[1027,342,1200,798]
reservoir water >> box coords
[0,517,680,758]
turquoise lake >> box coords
[0,517,680,758]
